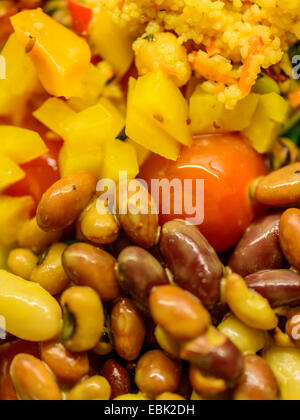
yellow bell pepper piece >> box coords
[90,9,133,76]
[133,71,191,146]
[189,86,259,133]
[0,155,25,191]
[0,195,34,245]
[0,126,48,164]
[63,99,125,153]
[259,92,290,124]
[33,98,76,137]
[67,62,114,111]
[10,9,91,98]
[101,139,139,182]
[0,270,62,342]
[126,78,180,161]
[59,144,103,178]
[127,138,151,167]
[0,34,38,115]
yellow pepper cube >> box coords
[33,98,76,137]
[259,92,290,124]
[127,138,151,167]
[0,195,34,245]
[0,34,38,115]
[101,139,139,182]
[59,144,103,178]
[221,93,259,132]
[0,155,25,191]
[0,126,48,164]
[126,78,180,161]
[133,72,192,146]
[90,9,133,76]
[10,9,91,98]
[63,100,125,152]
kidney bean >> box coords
[229,212,285,277]
[116,180,159,249]
[245,269,300,308]
[103,359,131,399]
[279,208,300,270]
[180,326,244,383]
[159,220,224,307]
[233,355,279,401]
[135,350,181,398]
[111,298,146,361]
[286,311,300,346]
[189,365,227,398]
[37,172,96,232]
[150,285,211,341]
[255,162,300,206]
[117,246,169,308]
[62,242,120,302]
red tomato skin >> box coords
[139,134,268,253]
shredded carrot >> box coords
[289,88,300,108]
[206,38,221,57]
[239,35,264,97]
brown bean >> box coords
[41,340,89,384]
[159,219,224,307]
[245,269,300,308]
[116,180,159,249]
[37,172,96,231]
[229,212,285,277]
[111,298,146,361]
[280,208,300,270]
[117,246,169,308]
[233,355,279,401]
[189,364,227,398]
[255,163,300,206]
[10,354,61,400]
[135,350,181,398]
[103,359,131,399]
[149,285,211,341]
[62,242,120,302]
[180,326,244,383]
[286,311,300,346]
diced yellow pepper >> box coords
[33,98,76,137]
[67,62,114,111]
[10,9,91,98]
[59,144,103,178]
[126,78,180,161]
[243,104,280,153]
[127,138,151,167]
[101,139,139,182]
[63,100,125,153]
[0,34,38,115]
[259,92,290,124]
[189,86,259,133]
[0,155,25,191]
[133,71,191,146]
[0,195,34,245]
[0,126,48,164]
[0,270,62,341]
[90,9,133,76]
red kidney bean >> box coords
[180,327,244,383]
[159,220,224,308]
[245,269,300,308]
[102,359,131,399]
[116,246,169,309]
[229,212,285,277]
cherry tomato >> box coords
[5,139,62,208]
[0,340,39,400]
[139,134,268,253]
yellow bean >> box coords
[0,270,62,341]
[114,393,150,400]
[67,376,111,400]
[218,314,267,354]
[7,248,38,280]
[225,273,278,330]
[154,325,181,359]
